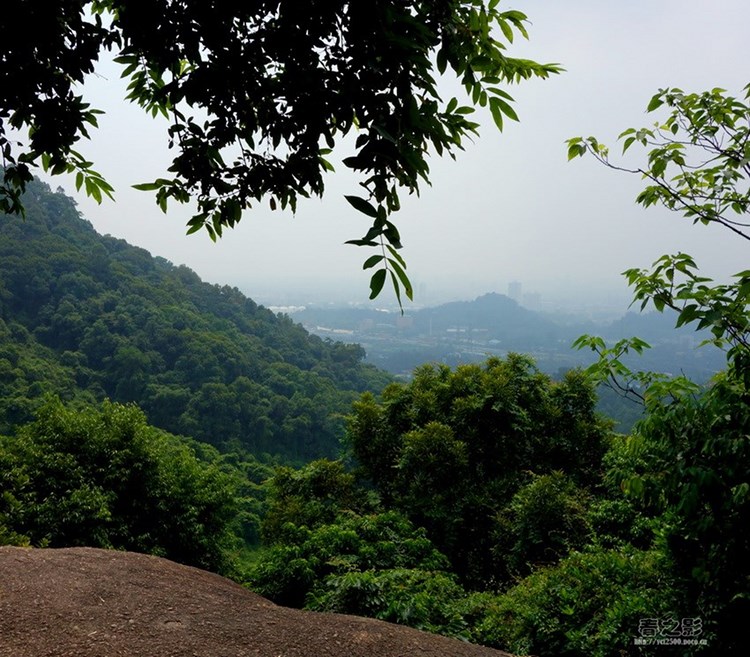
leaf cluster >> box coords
[0,2,117,216]
[345,355,610,588]
[567,84,750,240]
[1,1,560,304]
[570,85,750,405]
[475,547,677,657]
[568,84,750,651]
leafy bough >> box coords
[569,85,750,404]
[0,1,561,307]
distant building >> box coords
[508,281,522,303]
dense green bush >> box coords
[0,453,29,547]
[476,547,677,657]
[308,568,469,638]
[261,459,376,544]
[0,398,240,574]
[494,472,592,579]
[610,373,750,652]
[250,509,448,608]
[346,356,610,588]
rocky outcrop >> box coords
[0,547,510,657]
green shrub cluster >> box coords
[0,399,246,574]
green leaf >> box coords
[386,245,406,268]
[497,98,519,121]
[625,475,645,498]
[647,95,665,112]
[363,254,384,270]
[132,182,163,191]
[567,143,585,160]
[499,20,514,43]
[345,195,379,219]
[489,99,504,131]
[112,54,136,65]
[369,269,387,299]
[382,222,402,249]
[487,87,514,101]
[85,177,102,204]
[390,271,403,310]
[622,137,636,153]
[436,48,448,75]
[387,257,413,300]
[222,198,242,225]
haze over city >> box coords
[46,0,750,312]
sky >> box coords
[46,0,750,312]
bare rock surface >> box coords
[0,546,511,657]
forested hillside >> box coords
[0,179,390,461]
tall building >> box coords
[508,280,522,303]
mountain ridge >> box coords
[0,179,390,460]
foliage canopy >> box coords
[568,85,750,241]
[0,0,559,302]
[570,85,750,401]
[0,398,240,573]
[345,355,609,588]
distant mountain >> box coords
[409,292,565,346]
[0,179,391,461]
[293,292,725,384]
[297,293,567,345]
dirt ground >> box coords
[0,546,512,657]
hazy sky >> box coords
[47,0,750,310]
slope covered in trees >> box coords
[0,179,390,461]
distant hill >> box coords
[296,292,567,348]
[0,179,391,461]
[295,292,723,378]
[411,292,563,344]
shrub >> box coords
[308,568,469,638]
[476,547,677,657]
[0,399,239,573]
[494,472,592,580]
